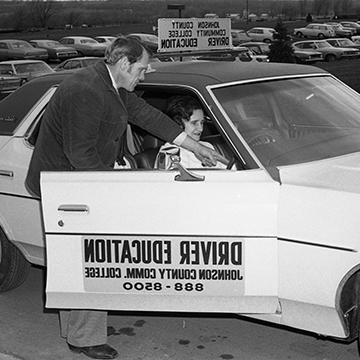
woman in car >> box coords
[156,95,227,169]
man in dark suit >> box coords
[26,36,223,359]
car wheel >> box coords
[318,33,325,39]
[296,32,303,38]
[0,229,30,292]
[325,54,336,62]
[263,38,271,43]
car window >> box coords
[10,41,32,49]
[14,62,51,74]
[0,42,8,49]
[212,76,360,167]
[0,64,13,75]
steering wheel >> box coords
[247,131,277,147]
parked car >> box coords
[326,37,360,50]
[325,23,354,37]
[352,35,360,45]
[246,27,276,43]
[240,41,270,56]
[195,47,268,62]
[0,39,48,61]
[2,60,360,355]
[127,33,158,52]
[54,56,102,71]
[59,36,106,57]
[94,36,116,45]
[293,23,336,39]
[340,21,360,35]
[231,29,252,46]
[0,74,23,99]
[29,39,78,61]
[0,60,54,82]
[293,40,360,61]
[292,48,324,64]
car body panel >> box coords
[54,57,102,71]
[231,29,252,46]
[326,37,360,50]
[0,39,48,61]
[293,40,360,60]
[59,36,106,57]
[294,23,336,38]
[0,60,54,82]
[292,48,323,63]
[29,39,78,61]
[246,27,276,42]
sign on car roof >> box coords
[157,18,232,53]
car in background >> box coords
[325,23,354,37]
[29,39,78,61]
[2,61,360,357]
[352,35,360,45]
[0,60,54,82]
[293,40,360,61]
[240,41,270,56]
[54,56,102,71]
[0,39,48,61]
[292,48,324,64]
[94,36,116,45]
[195,47,268,62]
[0,74,23,99]
[59,36,106,57]
[127,33,158,52]
[246,27,276,43]
[293,23,336,39]
[326,37,360,50]
[340,21,360,35]
[231,29,252,46]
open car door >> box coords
[41,167,280,314]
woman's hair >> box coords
[105,35,151,65]
[166,95,202,128]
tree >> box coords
[268,20,295,63]
[28,0,56,29]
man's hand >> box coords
[180,135,229,167]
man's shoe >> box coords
[68,343,118,359]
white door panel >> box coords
[41,169,280,313]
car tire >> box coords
[263,39,271,43]
[0,229,30,292]
[325,54,336,62]
[296,32,303,38]
[318,33,325,39]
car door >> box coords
[41,162,280,313]
[0,42,9,60]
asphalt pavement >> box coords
[0,265,359,360]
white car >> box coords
[59,36,106,57]
[94,36,116,45]
[294,23,336,38]
[246,27,276,43]
[2,61,360,355]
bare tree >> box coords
[27,0,56,29]
[298,0,308,18]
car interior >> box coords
[26,85,237,171]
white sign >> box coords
[157,18,232,53]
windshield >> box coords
[212,75,360,167]
[316,41,331,48]
[14,62,52,74]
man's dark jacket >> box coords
[25,61,182,197]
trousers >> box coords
[59,310,108,347]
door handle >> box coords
[173,162,205,182]
[0,170,14,177]
[58,204,89,213]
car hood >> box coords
[52,46,76,51]
[279,151,360,193]
[278,152,360,249]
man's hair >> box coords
[105,35,150,65]
[166,95,202,128]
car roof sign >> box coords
[157,17,232,53]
